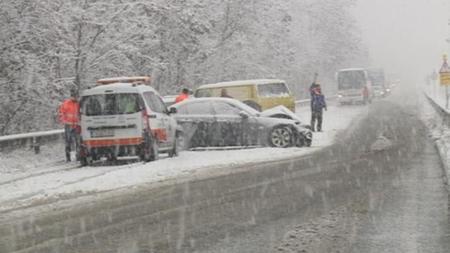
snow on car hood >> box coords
[260,105,303,122]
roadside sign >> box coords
[440,72,450,86]
[440,55,450,86]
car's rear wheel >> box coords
[269,126,293,148]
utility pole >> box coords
[431,70,438,97]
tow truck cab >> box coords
[79,76,179,165]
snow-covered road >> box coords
[2,91,448,253]
[0,103,367,212]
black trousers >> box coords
[311,111,323,131]
[64,124,80,161]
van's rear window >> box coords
[257,83,290,97]
[338,71,366,89]
[81,93,141,116]
[195,89,211,98]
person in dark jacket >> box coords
[310,85,327,132]
[309,78,320,111]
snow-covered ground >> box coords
[422,90,450,188]
[0,103,368,212]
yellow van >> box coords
[194,79,295,112]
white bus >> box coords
[336,68,372,105]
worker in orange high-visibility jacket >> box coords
[59,88,80,162]
[175,88,190,104]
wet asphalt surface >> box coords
[349,137,449,253]
[196,94,450,252]
[0,90,449,253]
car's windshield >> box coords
[195,86,252,101]
[174,100,214,115]
[257,83,290,97]
[194,89,212,98]
[233,100,260,116]
[81,93,141,116]
[338,71,366,90]
[176,99,260,116]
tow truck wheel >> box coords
[141,135,152,162]
[80,156,93,167]
[80,157,88,167]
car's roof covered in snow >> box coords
[337,68,366,72]
[171,97,263,115]
[196,79,286,89]
[172,97,239,106]
[81,82,157,96]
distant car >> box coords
[170,98,312,149]
[367,68,388,98]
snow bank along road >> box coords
[423,91,450,189]
[1,92,449,252]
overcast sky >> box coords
[354,0,450,83]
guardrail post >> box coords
[32,137,40,154]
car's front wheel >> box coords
[269,126,293,148]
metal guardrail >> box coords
[424,93,450,126]
[424,92,450,189]
[0,129,64,154]
[295,98,311,106]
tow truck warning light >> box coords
[96,76,151,85]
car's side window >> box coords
[187,102,214,115]
[213,101,241,115]
[153,94,168,114]
[175,105,189,115]
[143,91,166,113]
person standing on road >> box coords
[175,88,190,103]
[310,85,327,132]
[309,73,320,111]
[59,88,80,162]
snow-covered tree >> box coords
[0,0,367,134]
